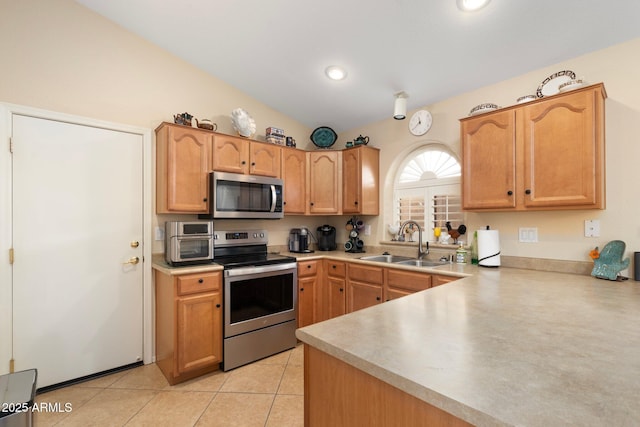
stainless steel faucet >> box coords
[398,220,429,259]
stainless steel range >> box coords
[214,229,298,371]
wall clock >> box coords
[409,110,432,136]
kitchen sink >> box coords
[359,254,414,263]
[394,259,449,268]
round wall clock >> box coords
[409,110,432,136]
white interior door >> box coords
[11,115,144,388]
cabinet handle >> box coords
[198,278,203,283]
[506,191,513,196]
[376,296,381,301]
[525,189,531,195]
[307,265,311,269]
[354,201,358,205]
[283,201,287,205]
[300,288,304,291]
[332,265,337,269]
[310,202,314,206]
[251,162,256,166]
[216,304,221,308]
[241,160,246,165]
[339,288,343,292]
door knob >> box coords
[123,256,140,265]
[130,241,140,248]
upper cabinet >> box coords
[342,146,380,215]
[156,123,212,214]
[461,83,606,211]
[307,150,342,214]
[281,147,307,214]
[212,134,281,178]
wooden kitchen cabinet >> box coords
[342,145,380,215]
[385,268,432,301]
[212,134,281,177]
[307,150,342,214]
[298,260,320,328]
[432,274,458,287]
[155,122,212,214]
[461,83,606,211]
[347,263,383,312]
[281,147,307,214]
[155,269,222,385]
[325,260,347,320]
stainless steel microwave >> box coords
[199,171,284,219]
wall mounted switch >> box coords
[519,227,538,243]
[155,226,165,241]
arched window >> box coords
[392,145,463,243]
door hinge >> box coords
[9,248,14,264]
[9,358,15,373]
[9,137,13,153]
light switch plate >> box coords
[585,220,600,237]
[155,226,165,241]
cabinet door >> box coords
[461,110,516,210]
[308,151,341,214]
[385,268,431,300]
[282,147,307,214]
[522,88,601,208]
[342,146,379,215]
[327,277,346,319]
[347,280,382,313]
[432,275,458,287]
[298,275,317,328]
[176,292,222,374]
[212,134,249,174]
[250,142,281,177]
[156,123,211,213]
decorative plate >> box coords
[230,108,256,137]
[469,103,499,116]
[310,126,337,148]
[558,79,585,93]
[517,95,537,104]
[536,70,576,98]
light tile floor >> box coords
[33,345,304,426]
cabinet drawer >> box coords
[433,275,459,287]
[326,261,346,278]
[386,269,432,292]
[298,260,319,277]
[177,272,221,296]
[348,264,384,285]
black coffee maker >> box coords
[317,225,337,251]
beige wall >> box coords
[343,38,640,265]
[2,0,639,264]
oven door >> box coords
[168,235,213,263]
[224,263,297,338]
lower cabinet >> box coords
[385,268,433,301]
[298,260,320,328]
[297,259,460,328]
[155,269,223,385]
[325,260,346,320]
[347,264,384,313]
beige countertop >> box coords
[296,265,640,426]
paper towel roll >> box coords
[477,229,500,267]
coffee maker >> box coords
[316,225,337,251]
[289,228,313,253]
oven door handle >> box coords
[270,185,277,212]
[224,262,297,277]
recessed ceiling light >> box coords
[325,65,347,81]
[456,0,490,11]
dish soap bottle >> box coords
[470,231,478,265]
[456,243,467,264]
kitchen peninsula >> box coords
[296,265,640,426]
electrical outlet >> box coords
[585,220,600,237]
[364,225,371,235]
[518,227,538,243]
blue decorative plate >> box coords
[310,126,337,148]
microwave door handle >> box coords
[270,185,277,212]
